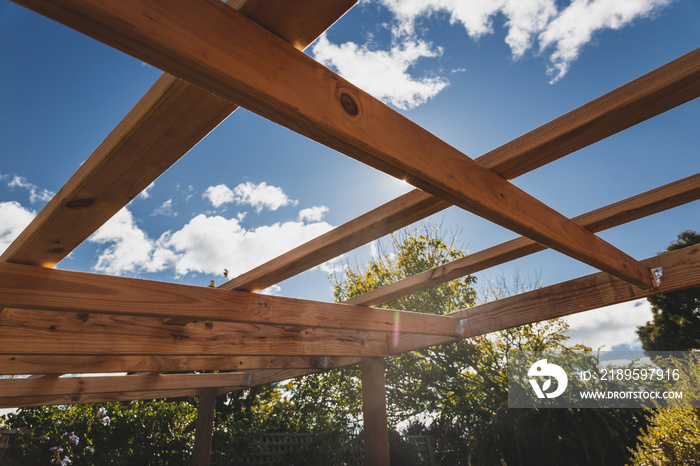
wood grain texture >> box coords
[391,244,700,354]
[0,309,391,357]
[223,47,700,293]
[478,51,700,180]
[0,355,359,375]
[192,388,217,466]
[0,373,248,398]
[11,0,658,289]
[0,387,243,409]
[346,173,700,307]
[361,357,390,466]
[0,263,459,337]
[0,0,355,268]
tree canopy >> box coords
[637,230,700,351]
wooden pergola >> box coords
[1,0,699,464]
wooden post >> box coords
[192,388,217,466]
[361,357,390,465]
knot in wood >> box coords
[66,198,95,209]
[339,92,359,116]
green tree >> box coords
[628,354,700,465]
[637,231,700,351]
[3,400,197,465]
[286,227,647,465]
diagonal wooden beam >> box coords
[0,355,359,376]
[223,189,450,292]
[225,51,700,293]
[391,243,700,354]
[346,173,700,307]
[0,372,250,399]
[0,263,461,337]
[10,0,665,289]
[0,0,356,268]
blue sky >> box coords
[1,0,699,351]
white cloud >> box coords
[259,284,282,296]
[565,299,653,350]
[371,0,672,86]
[204,182,297,213]
[299,205,329,222]
[312,34,448,110]
[0,201,36,255]
[232,181,297,213]
[203,184,235,208]
[319,255,346,275]
[152,199,177,217]
[538,0,671,82]
[164,214,332,277]
[7,175,54,203]
[138,181,155,199]
[89,208,175,275]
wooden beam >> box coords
[0,309,392,357]
[10,0,666,289]
[223,190,450,292]
[0,372,249,398]
[0,0,355,268]
[0,368,353,407]
[346,173,700,307]
[0,263,461,337]
[0,355,358,376]
[192,388,217,466]
[361,357,390,466]
[223,48,700,293]
[478,58,700,180]
[391,243,700,354]
[0,386,244,409]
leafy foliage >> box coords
[3,400,196,465]
[288,226,648,465]
[628,354,700,465]
[637,231,700,351]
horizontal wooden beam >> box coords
[0,372,250,398]
[346,173,700,306]
[0,368,348,408]
[223,189,450,292]
[0,355,358,376]
[0,263,460,337]
[12,0,661,289]
[0,309,392,357]
[0,0,355,268]
[0,386,244,409]
[391,243,700,354]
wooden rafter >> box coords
[0,0,355,268]
[223,190,450,292]
[346,173,700,307]
[0,373,250,399]
[225,50,700,293]
[0,263,461,337]
[0,308,392,357]
[392,243,700,354]
[0,368,333,409]
[0,355,359,377]
[10,0,664,290]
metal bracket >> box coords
[244,373,253,387]
[454,318,469,337]
[651,267,665,288]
